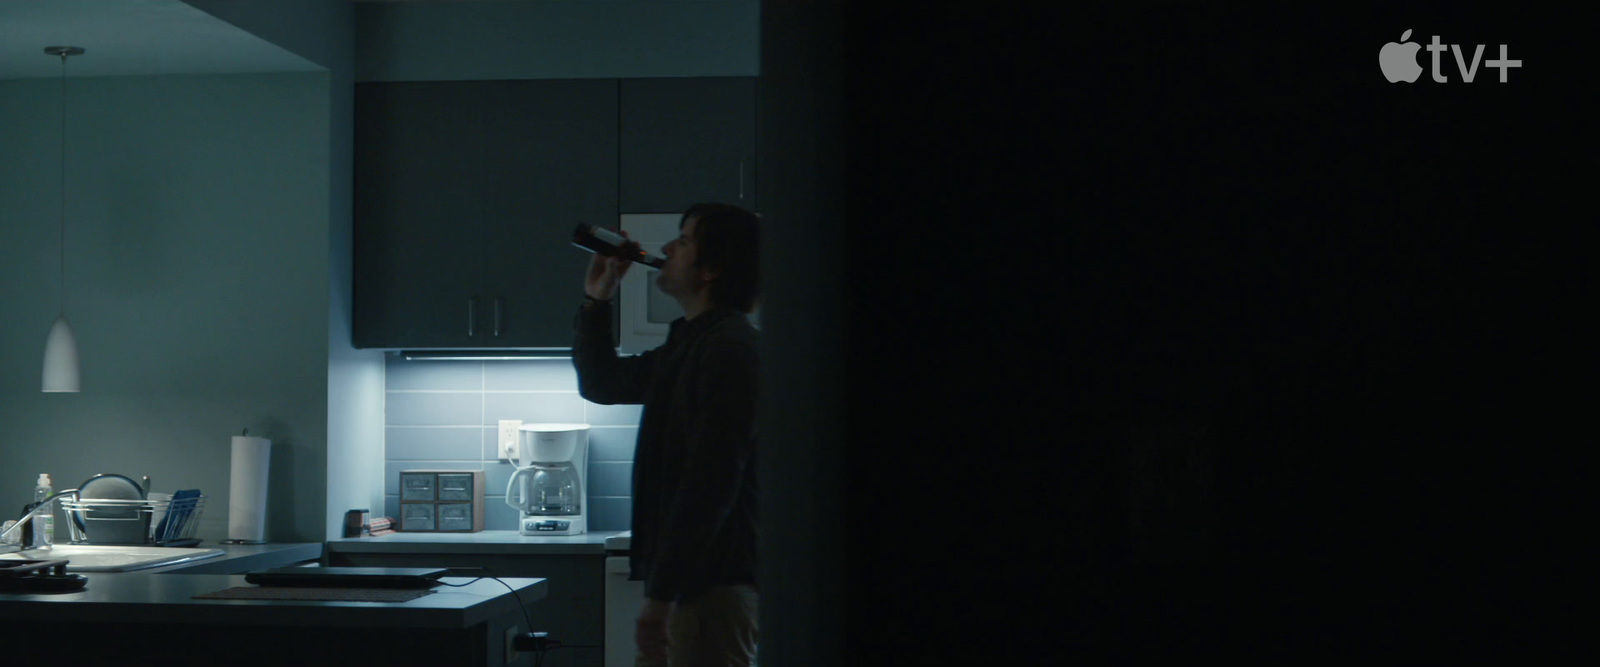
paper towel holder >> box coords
[221,427,270,545]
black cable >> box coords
[438,569,604,664]
[439,568,534,632]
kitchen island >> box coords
[325,531,623,667]
[0,572,547,665]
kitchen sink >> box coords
[0,544,224,572]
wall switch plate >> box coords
[499,419,522,463]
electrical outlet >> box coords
[504,623,521,663]
[499,420,522,463]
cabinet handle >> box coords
[738,159,746,200]
[494,297,503,337]
[467,298,476,338]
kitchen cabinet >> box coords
[327,550,605,667]
[354,77,756,349]
[620,77,758,213]
[354,79,618,348]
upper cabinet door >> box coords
[354,79,619,349]
[620,77,757,213]
[354,81,487,348]
[481,79,619,347]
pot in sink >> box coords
[71,473,150,545]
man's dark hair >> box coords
[681,202,760,313]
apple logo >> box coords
[1379,29,1423,82]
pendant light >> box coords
[42,46,83,393]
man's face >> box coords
[657,216,712,299]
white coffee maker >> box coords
[506,423,590,535]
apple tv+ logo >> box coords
[1379,29,1522,83]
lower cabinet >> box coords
[327,551,605,667]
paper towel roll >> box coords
[227,435,271,542]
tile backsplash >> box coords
[382,354,638,532]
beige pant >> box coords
[636,585,759,667]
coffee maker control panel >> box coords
[524,519,573,533]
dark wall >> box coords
[761,2,1580,663]
[756,2,846,666]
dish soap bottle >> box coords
[32,474,54,548]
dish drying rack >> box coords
[59,495,208,547]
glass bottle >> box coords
[32,474,54,548]
[572,223,665,268]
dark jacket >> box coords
[573,301,759,602]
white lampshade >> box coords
[42,315,80,392]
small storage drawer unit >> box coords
[398,470,485,532]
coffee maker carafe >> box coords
[506,423,589,535]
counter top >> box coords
[144,541,323,574]
[327,529,625,555]
[0,573,545,629]
[0,542,321,575]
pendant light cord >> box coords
[57,51,67,318]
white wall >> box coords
[0,73,331,542]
